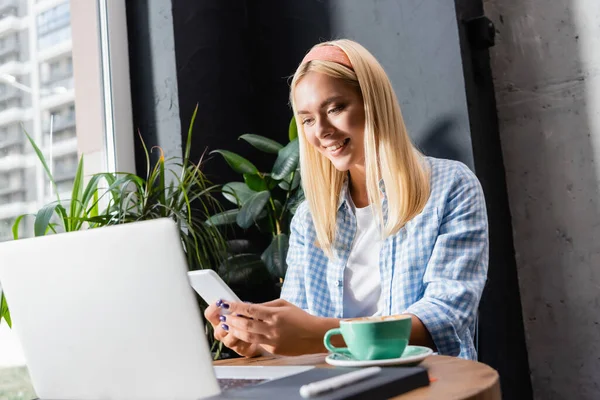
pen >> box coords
[299,366,382,398]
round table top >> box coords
[214,353,501,400]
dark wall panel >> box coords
[171,0,331,184]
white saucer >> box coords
[325,345,433,367]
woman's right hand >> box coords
[204,301,263,358]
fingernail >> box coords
[216,299,223,307]
[221,324,229,331]
[221,302,230,309]
[219,315,226,322]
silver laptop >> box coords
[0,218,310,400]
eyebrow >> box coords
[297,95,345,115]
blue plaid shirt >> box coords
[281,157,489,360]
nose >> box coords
[315,117,334,139]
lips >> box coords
[324,138,350,153]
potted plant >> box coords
[207,117,303,299]
[0,107,227,351]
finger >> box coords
[204,302,222,325]
[220,330,241,348]
[224,301,273,321]
[227,324,271,345]
[214,325,230,341]
[221,335,255,358]
[216,326,257,358]
[225,314,271,336]
[261,298,288,307]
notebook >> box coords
[206,366,429,399]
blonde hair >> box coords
[290,39,430,257]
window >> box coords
[38,26,71,49]
[37,3,70,37]
[0,191,24,204]
[0,53,18,64]
[0,0,134,379]
[40,56,74,97]
[54,153,77,173]
[0,96,21,112]
[49,60,60,76]
[3,143,22,156]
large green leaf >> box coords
[287,187,305,214]
[261,233,289,279]
[183,104,199,168]
[226,239,253,254]
[210,150,258,175]
[288,116,298,141]
[239,134,283,154]
[222,182,256,206]
[34,202,65,236]
[23,130,60,202]
[278,170,300,191]
[0,292,11,328]
[206,209,239,226]
[12,214,30,240]
[243,174,268,192]
[272,140,299,180]
[236,191,270,229]
[263,174,280,190]
[218,254,272,287]
[81,174,105,213]
[68,155,85,231]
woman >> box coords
[205,39,488,360]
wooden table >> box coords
[215,354,501,400]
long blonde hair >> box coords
[290,39,430,257]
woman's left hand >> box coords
[220,299,335,356]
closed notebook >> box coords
[208,366,429,400]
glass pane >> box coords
[0,0,77,244]
[1,1,80,396]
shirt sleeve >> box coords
[280,202,309,310]
[404,164,489,356]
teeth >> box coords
[327,140,346,151]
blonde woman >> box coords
[205,39,489,360]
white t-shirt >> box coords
[343,195,383,318]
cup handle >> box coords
[323,328,352,356]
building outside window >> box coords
[0,0,79,243]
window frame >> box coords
[70,0,135,176]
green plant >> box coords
[207,117,303,288]
[0,106,227,331]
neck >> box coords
[348,165,369,208]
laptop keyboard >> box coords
[218,378,266,391]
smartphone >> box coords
[187,269,241,308]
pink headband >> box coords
[301,45,353,70]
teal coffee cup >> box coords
[324,315,412,360]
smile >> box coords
[325,138,350,154]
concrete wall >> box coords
[484,0,600,398]
[141,0,181,160]
[126,0,181,175]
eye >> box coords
[301,118,315,126]
[328,104,345,114]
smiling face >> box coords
[294,72,366,173]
